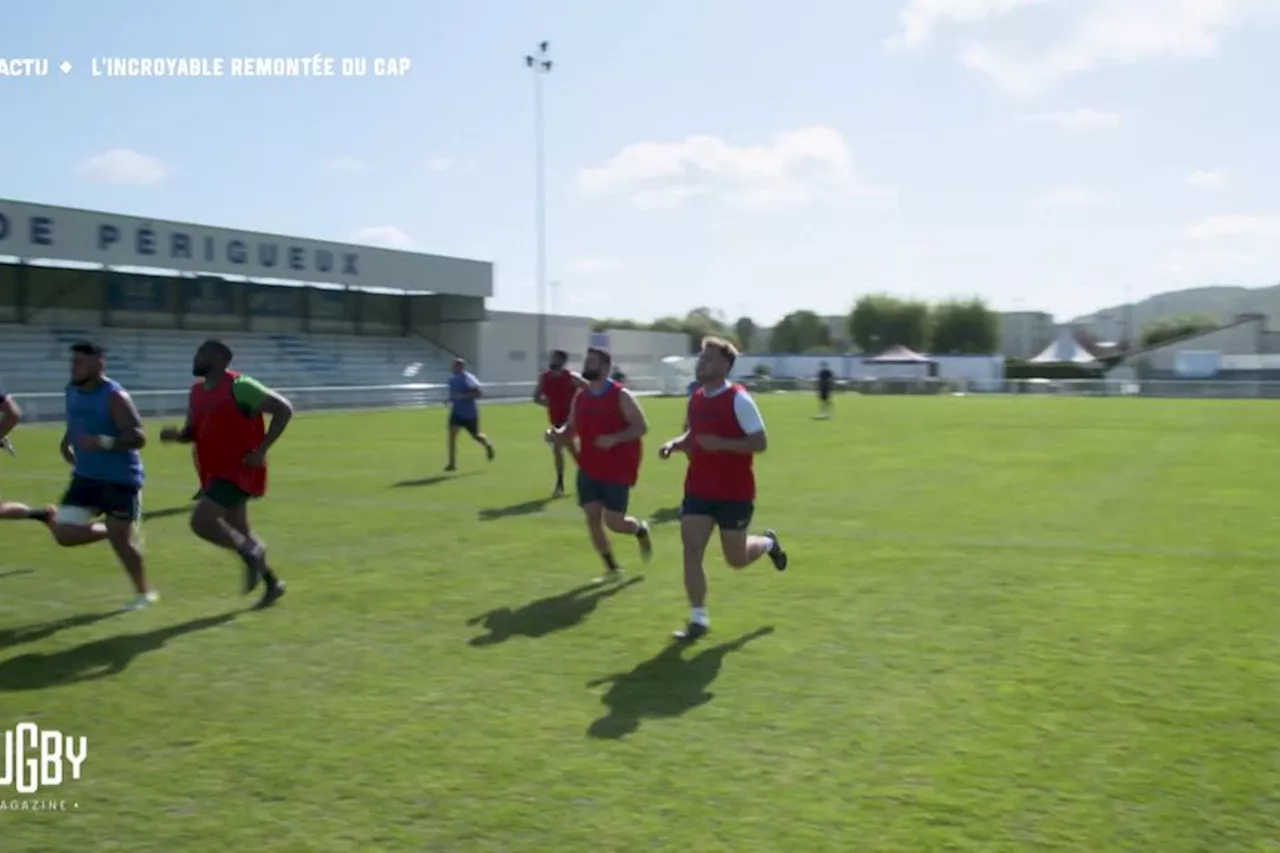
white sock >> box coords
[762,536,775,553]
[692,607,709,626]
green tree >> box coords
[848,295,929,352]
[768,310,832,353]
[1140,313,1219,348]
[734,316,758,351]
[928,298,998,354]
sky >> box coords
[3,0,1280,326]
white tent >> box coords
[1028,329,1097,365]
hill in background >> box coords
[1070,283,1280,340]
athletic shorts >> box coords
[818,386,832,401]
[449,412,479,437]
[577,469,630,514]
[203,478,254,510]
[680,496,754,531]
[58,475,141,524]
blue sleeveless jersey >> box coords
[65,378,144,486]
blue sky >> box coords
[4,0,1279,325]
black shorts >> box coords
[680,496,754,531]
[449,412,479,437]
[577,469,630,514]
[60,475,141,522]
[203,478,253,510]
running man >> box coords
[658,336,788,642]
[445,357,495,471]
[546,346,652,581]
[0,389,54,522]
[49,341,156,610]
[533,349,585,496]
[160,339,291,608]
[816,361,834,418]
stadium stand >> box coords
[0,324,455,393]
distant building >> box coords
[998,311,1056,359]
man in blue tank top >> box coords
[0,389,55,522]
[445,357,495,471]
[49,341,157,611]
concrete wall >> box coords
[999,311,1056,358]
[476,311,593,385]
[1124,319,1263,373]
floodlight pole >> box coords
[526,42,553,378]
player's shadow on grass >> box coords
[0,612,239,691]
[585,626,774,739]
[0,568,35,580]
[394,472,478,488]
[142,506,191,521]
[0,611,124,654]
[478,496,554,521]
[467,577,644,646]
[648,506,681,526]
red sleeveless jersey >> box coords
[190,371,268,496]
[539,369,577,424]
[574,380,642,486]
[685,383,755,502]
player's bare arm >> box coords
[698,430,767,454]
[605,389,648,445]
[532,375,547,406]
[82,390,146,451]
[255,390,295,455]
[659,430,690,458]
[160,410,196,443]
[547,397,579,443]
[0,395,20,442]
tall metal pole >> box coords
[526,42,553,377]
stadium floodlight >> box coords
[525,41,553,377]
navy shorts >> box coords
[60,475,142,522]
[577,469,631,514]
[449,412,480,437]
[680,496,754,531]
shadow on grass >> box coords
[0,612,239,691]
[0,611,124,654]
[393,472,478,488]
[0,568,35,581]
[142,506,191,521]
[585,626,774,739]
[467,577,644,646]
[648,506,681,526]
[478,496,553,521]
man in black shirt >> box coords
[0,390,53,522]
[816,363,835,418]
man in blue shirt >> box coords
[0,389,54,522]
[49,341,157,611]
[445,357,495,471]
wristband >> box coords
[97,435,116,450]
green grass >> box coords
[2,394,1278,851]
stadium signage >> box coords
[1,722,88,795]
[0,198,494,298]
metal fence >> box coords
[750,376,1280,399]
[5,375,667,424]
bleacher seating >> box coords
[0,325,454,394]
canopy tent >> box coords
[863,345,933,363]
[1028,330,1098,365]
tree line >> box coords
[593,295,999,355]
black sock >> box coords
[26,508,50,522]
[262,569,279,587]
[602,552,618,571]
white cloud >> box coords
[1019,108,1122,129]
[1183,214,1280,240]
[350,226,414,251]
[567,257,619,273]
[885,0,1043,49]
[1164,214,1280,283]
[321,156,367,171]
[1185,168,1230,189]
[577,125,884,212]
[426,156,454,172]
[1042,186,1102,207]
[76,149,167,186]
[888,0,1277,95]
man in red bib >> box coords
[160,340,293,608]
[659,336,788,641]
[533,349,585,497]
[546,347,652,581]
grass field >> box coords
[1,393,1278,852]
